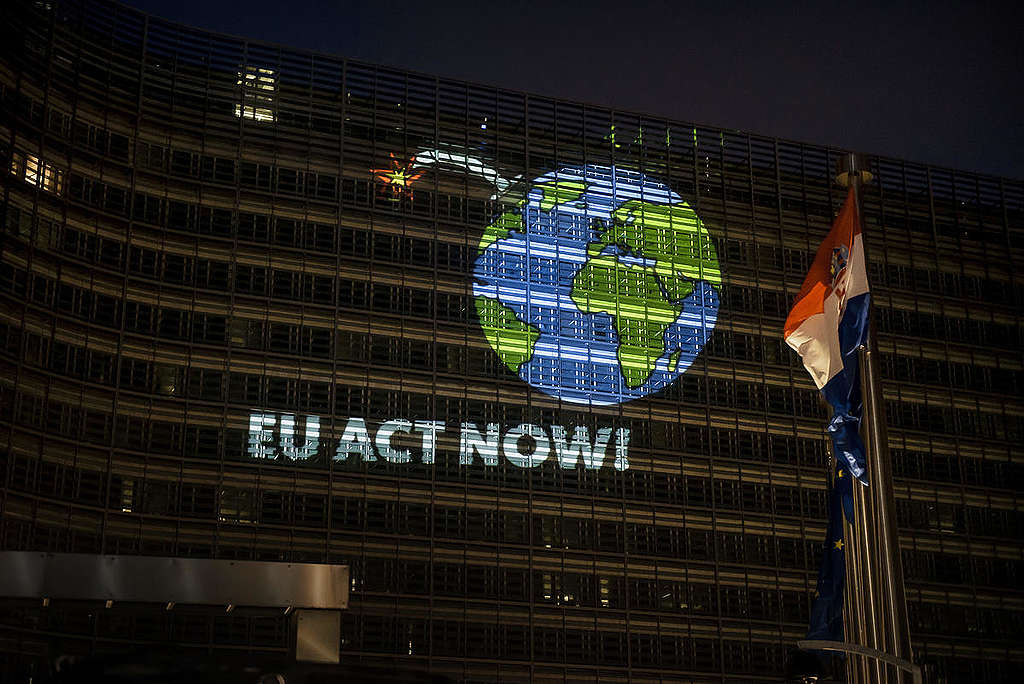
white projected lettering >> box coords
[335,418,375,462]
[375,418,414,463]
[459,422,501,466]
[550,425,615,470]
[249,413,321,461]
[247,412,630,471]
[248,412,277,459]
[415,420,445,464]
[612,427,630,471]
[502,423,550,469]
[280,414,319,460]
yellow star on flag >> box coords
[833,539,845,551]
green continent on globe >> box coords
[572,198,721,389]
[474,295,540,372]
[534,180,589,212]
[597,199,723,289]
[571,255,684,389]
[477,210,523,255]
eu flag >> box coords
[807,461,854,643]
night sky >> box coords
[125,0,1022,179]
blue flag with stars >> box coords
[806,461,854,643]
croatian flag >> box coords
[784,187,871,484]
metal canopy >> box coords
[0,552,349,610]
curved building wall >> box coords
[1,1,1022,681]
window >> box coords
[9,151,64,195]
[235,66,276,122]
[219,487,254,523]
[119,478,135,513]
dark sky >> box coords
[125,0,1022,179]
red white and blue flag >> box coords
[784,186,871,484]
[786,186,872,659]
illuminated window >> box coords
[120,479,134,513]
[541,572,553,600]
[599,577,611,607]
[218,487,254,523]
[235,66,276,122]
[24,154,40,185]
[9,151,64,195]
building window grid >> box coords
[1,2,1022,678]
[7,126,1021,309]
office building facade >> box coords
[1,1,1022,680]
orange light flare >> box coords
[371,153,424,198]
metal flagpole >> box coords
[837,153,915,682]
[852,477,885,681]
[841,454,871,683]
[862,286,915,680]
[835,157,879,683]
[850,162,888,683]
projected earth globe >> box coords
[473,165,722,405]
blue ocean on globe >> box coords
[473,165,721,406]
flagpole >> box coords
[790,154,917,682]
[843,158,887,683]
[837,153,914,682]
[839,448,871,683]
[851,471,884,682]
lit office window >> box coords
[235,66,276,122]
[120,479,134,513]
[218,487,255,523]
[9,151,64,195]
